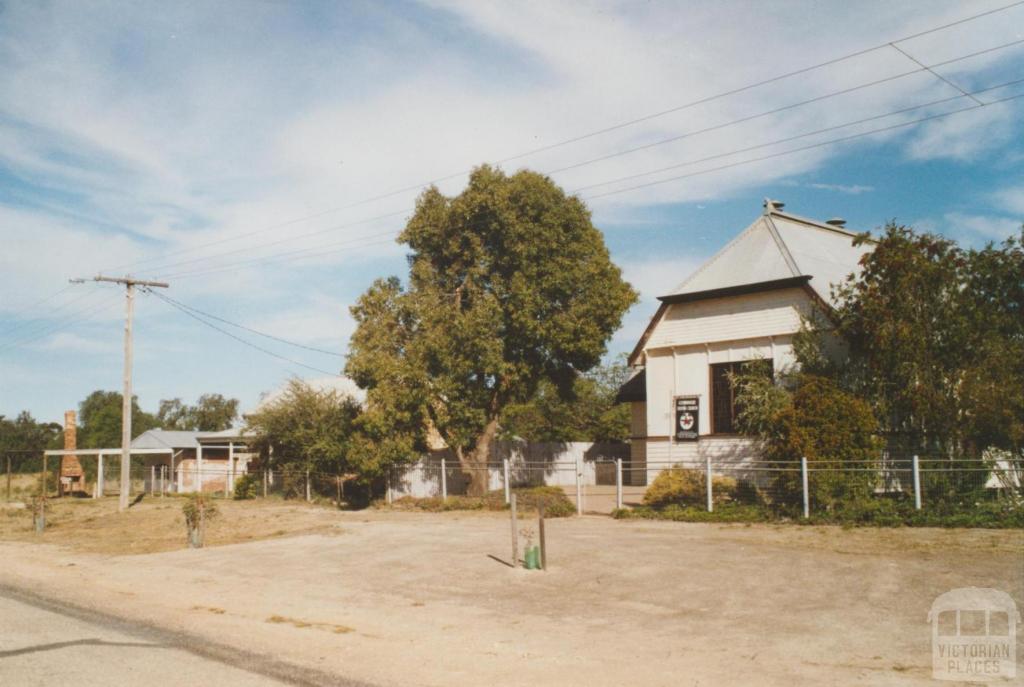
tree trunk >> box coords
[464,417,500,496]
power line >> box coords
[546,39,1024,177]
[583,90,1024,201]
[0,286,107,344]
[158,236,398,281]
[1,283,74,321]
[573,76,1024,194]
[152,76,1024,281]
[137,40,1024,281]
[0,291,121,353]
[97,0,1024,276]
[148,291,344,357]
[144,288,343,377]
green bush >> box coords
[614,494,1024,529]
[642,466,737,508]
[233,473,259,500]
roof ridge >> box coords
[762,213,802,277]
[769,208,870,240]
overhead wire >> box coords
[573,76,1024,194]
[134,38,1024,280]
[0,286,108,343]
[583,89,1024,200]
[143,287,343,377]
[0,289,121,353]
[151,75,1024,281]
[148,291,344,357]
[96,0,1024,276]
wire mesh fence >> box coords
[5,448,1020,524]
[384,452,1023,520]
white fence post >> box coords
[705,454,713,512]
[801,456,809,519]
[912,454,922,510]
[441,457,447,501]
[386,469,393,505]
[615,458,623,510]
[150,465,155,495]
[503,458,510,504]
[96,453,104,498]
[575,454,583,515]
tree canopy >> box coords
[77,390,160,449]
[244,379,361,477]
[157,393,239,431]
[827,224,1024,459]
[499,358,632,442]
[346,165,637,493]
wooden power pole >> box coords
[90,276,169,512]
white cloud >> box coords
[990,185,1024,216]
[808,183,875,195]
[944,212,1022,242]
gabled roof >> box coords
[666,205,872,305]
[131,428,249,450]
[626,202,874,367]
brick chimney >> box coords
[64,411,77,451]
[59,410,84,495]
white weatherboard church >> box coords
[617,199,873,485]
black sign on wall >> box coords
[675,396,700,442]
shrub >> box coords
[643,466,737,508]
[182,493,218,548]
[232,473,259,500]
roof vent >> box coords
[763,198,785,211]
[825,217,847,228]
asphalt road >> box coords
[0,585,370,687]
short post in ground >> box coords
[538,502,547,570]
[801,456,809,519]
[705,454,713,513]
[441,457,447,502]
[5,454,10,501]
[509,493,518,568]
[615,457,623,510]
[262,469,268,498]
[575,454,583,515]
[503,458,510,504]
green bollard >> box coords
[524,545,540,570]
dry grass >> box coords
[0,495,345,554]
[265,614,353,634]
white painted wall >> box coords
[636,288,813,473]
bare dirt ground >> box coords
[1,498,1021,686]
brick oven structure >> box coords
[58,410,86,496]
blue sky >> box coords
[1,0,1023,424]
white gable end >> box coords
[670,216,797,296]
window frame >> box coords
[709,359,773,436]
